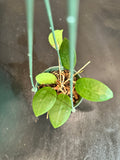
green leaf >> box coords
[35,73,57,84]
[59,38,76,70]
[48,29,63,49]
[49,94,72,128]
[32,87,57,117]
[75,78,113,102]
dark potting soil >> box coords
[37,70,80,105]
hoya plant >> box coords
[32,30,113,128]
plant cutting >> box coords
[32,30,113,128]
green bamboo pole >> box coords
[67,0,80,110]
[25,0,36,92]
[44,0,61,64]
[44,0,62,84]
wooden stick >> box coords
[74,61,91,77]
[46,112,49,119]
[64,61,91,84]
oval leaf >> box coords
[59,38,76,70]
[75,78,113,102]
[49,94,72,128]
[35,73,57,84]
[48,29,63,49]
[32,87,57,117]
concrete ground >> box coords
[0,0,120,159]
